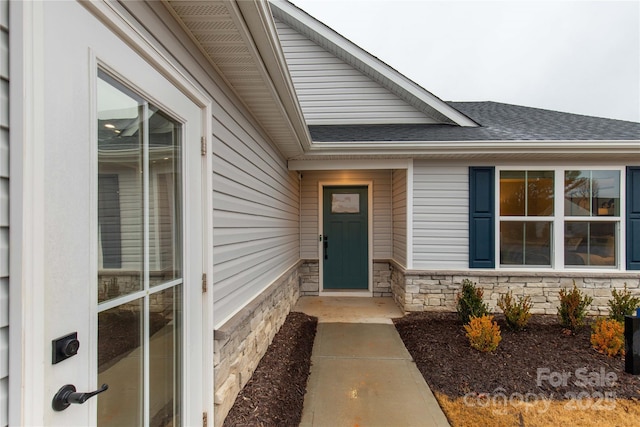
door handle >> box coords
[323,235,328,260]
[52,383,109,411]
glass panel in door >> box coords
[97,70,183,427]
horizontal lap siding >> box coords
[212,115,300,326]
[274,19,434,125]
[1,0,8,424]
[120,3,301,328]
[300,170,391,259]
[413,163,468,269]
[392,170,407,267]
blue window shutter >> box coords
[469,167,495,268]
[627,167,640,270]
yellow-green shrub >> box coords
[557,283,593,331]
[464,315,502,352]
[590,318,625,357]
[497,291,533,331]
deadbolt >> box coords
[52,332,80,364]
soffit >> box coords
[165,0,309,158]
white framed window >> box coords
[497,167,623,269]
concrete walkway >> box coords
[294,297,450,427]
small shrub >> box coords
[497,291,533,331]
[464,315,502,352]
[608,284,640,322]
[557,282,593,331]
[591,318,625,357]
[456,279,489,324]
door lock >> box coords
[52,384,109,411]
[52,332,80,364]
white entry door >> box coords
[36,2,205,426]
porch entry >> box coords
[322,186,369,290]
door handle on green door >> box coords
[323,235,328,259]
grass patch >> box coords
[435,393,640,427]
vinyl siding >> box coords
[274,18,436,126]
[300,170,392,259]
[117,2,301,328]
[413,163,468,269]
[212,120,300,325]
[0,0,8,424]
[392,169,407,267]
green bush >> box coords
[557,282,593,331]
[497,291,533,331]
[608,284,640,322]
[456,279,489,324]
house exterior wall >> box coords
[300,169,392,260]
[211,113,301,327]
[274,18,437,125]
[0,0,8,424]
[413,162,469,269]
[392,169,407,268]
[391,161,640,315]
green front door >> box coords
[323,186,369,290]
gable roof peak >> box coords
[269,0,479,128]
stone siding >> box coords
[213,262,301,427]
[373,261,393,296]
[298,259,393,296]
[299,260,320,295]
[391,264,640,316]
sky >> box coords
[288,0,640,123]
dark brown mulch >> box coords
[393,312,640,400]
[223,312,318,427]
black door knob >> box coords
[52,384,109,411]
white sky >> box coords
[289,0,640,123]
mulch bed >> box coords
[222,310,640,426]
[393,312,640,400]
[223,312,318,427]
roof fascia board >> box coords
[289,158,412,170]
[303,140,640,155]
[229,0,311,154]
[269,0,479,128]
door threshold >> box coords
[320,290,372,297]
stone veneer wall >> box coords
[298,260,393,296]
[391,263,640,316]
[213,262,301,427]
[373,261,393,296]
[299,260,319,295]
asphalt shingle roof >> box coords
[308,102,640,142]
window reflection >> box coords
[148,107,182,287]
[98,300,144,426]
[97,73,144,302]
[97,74,182,302]
[97,70,184,427]
[565,170,620,217]
[500,221,552,266]
[565,222,616,266]
[500,171,553,217]
[499,170,553,267]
